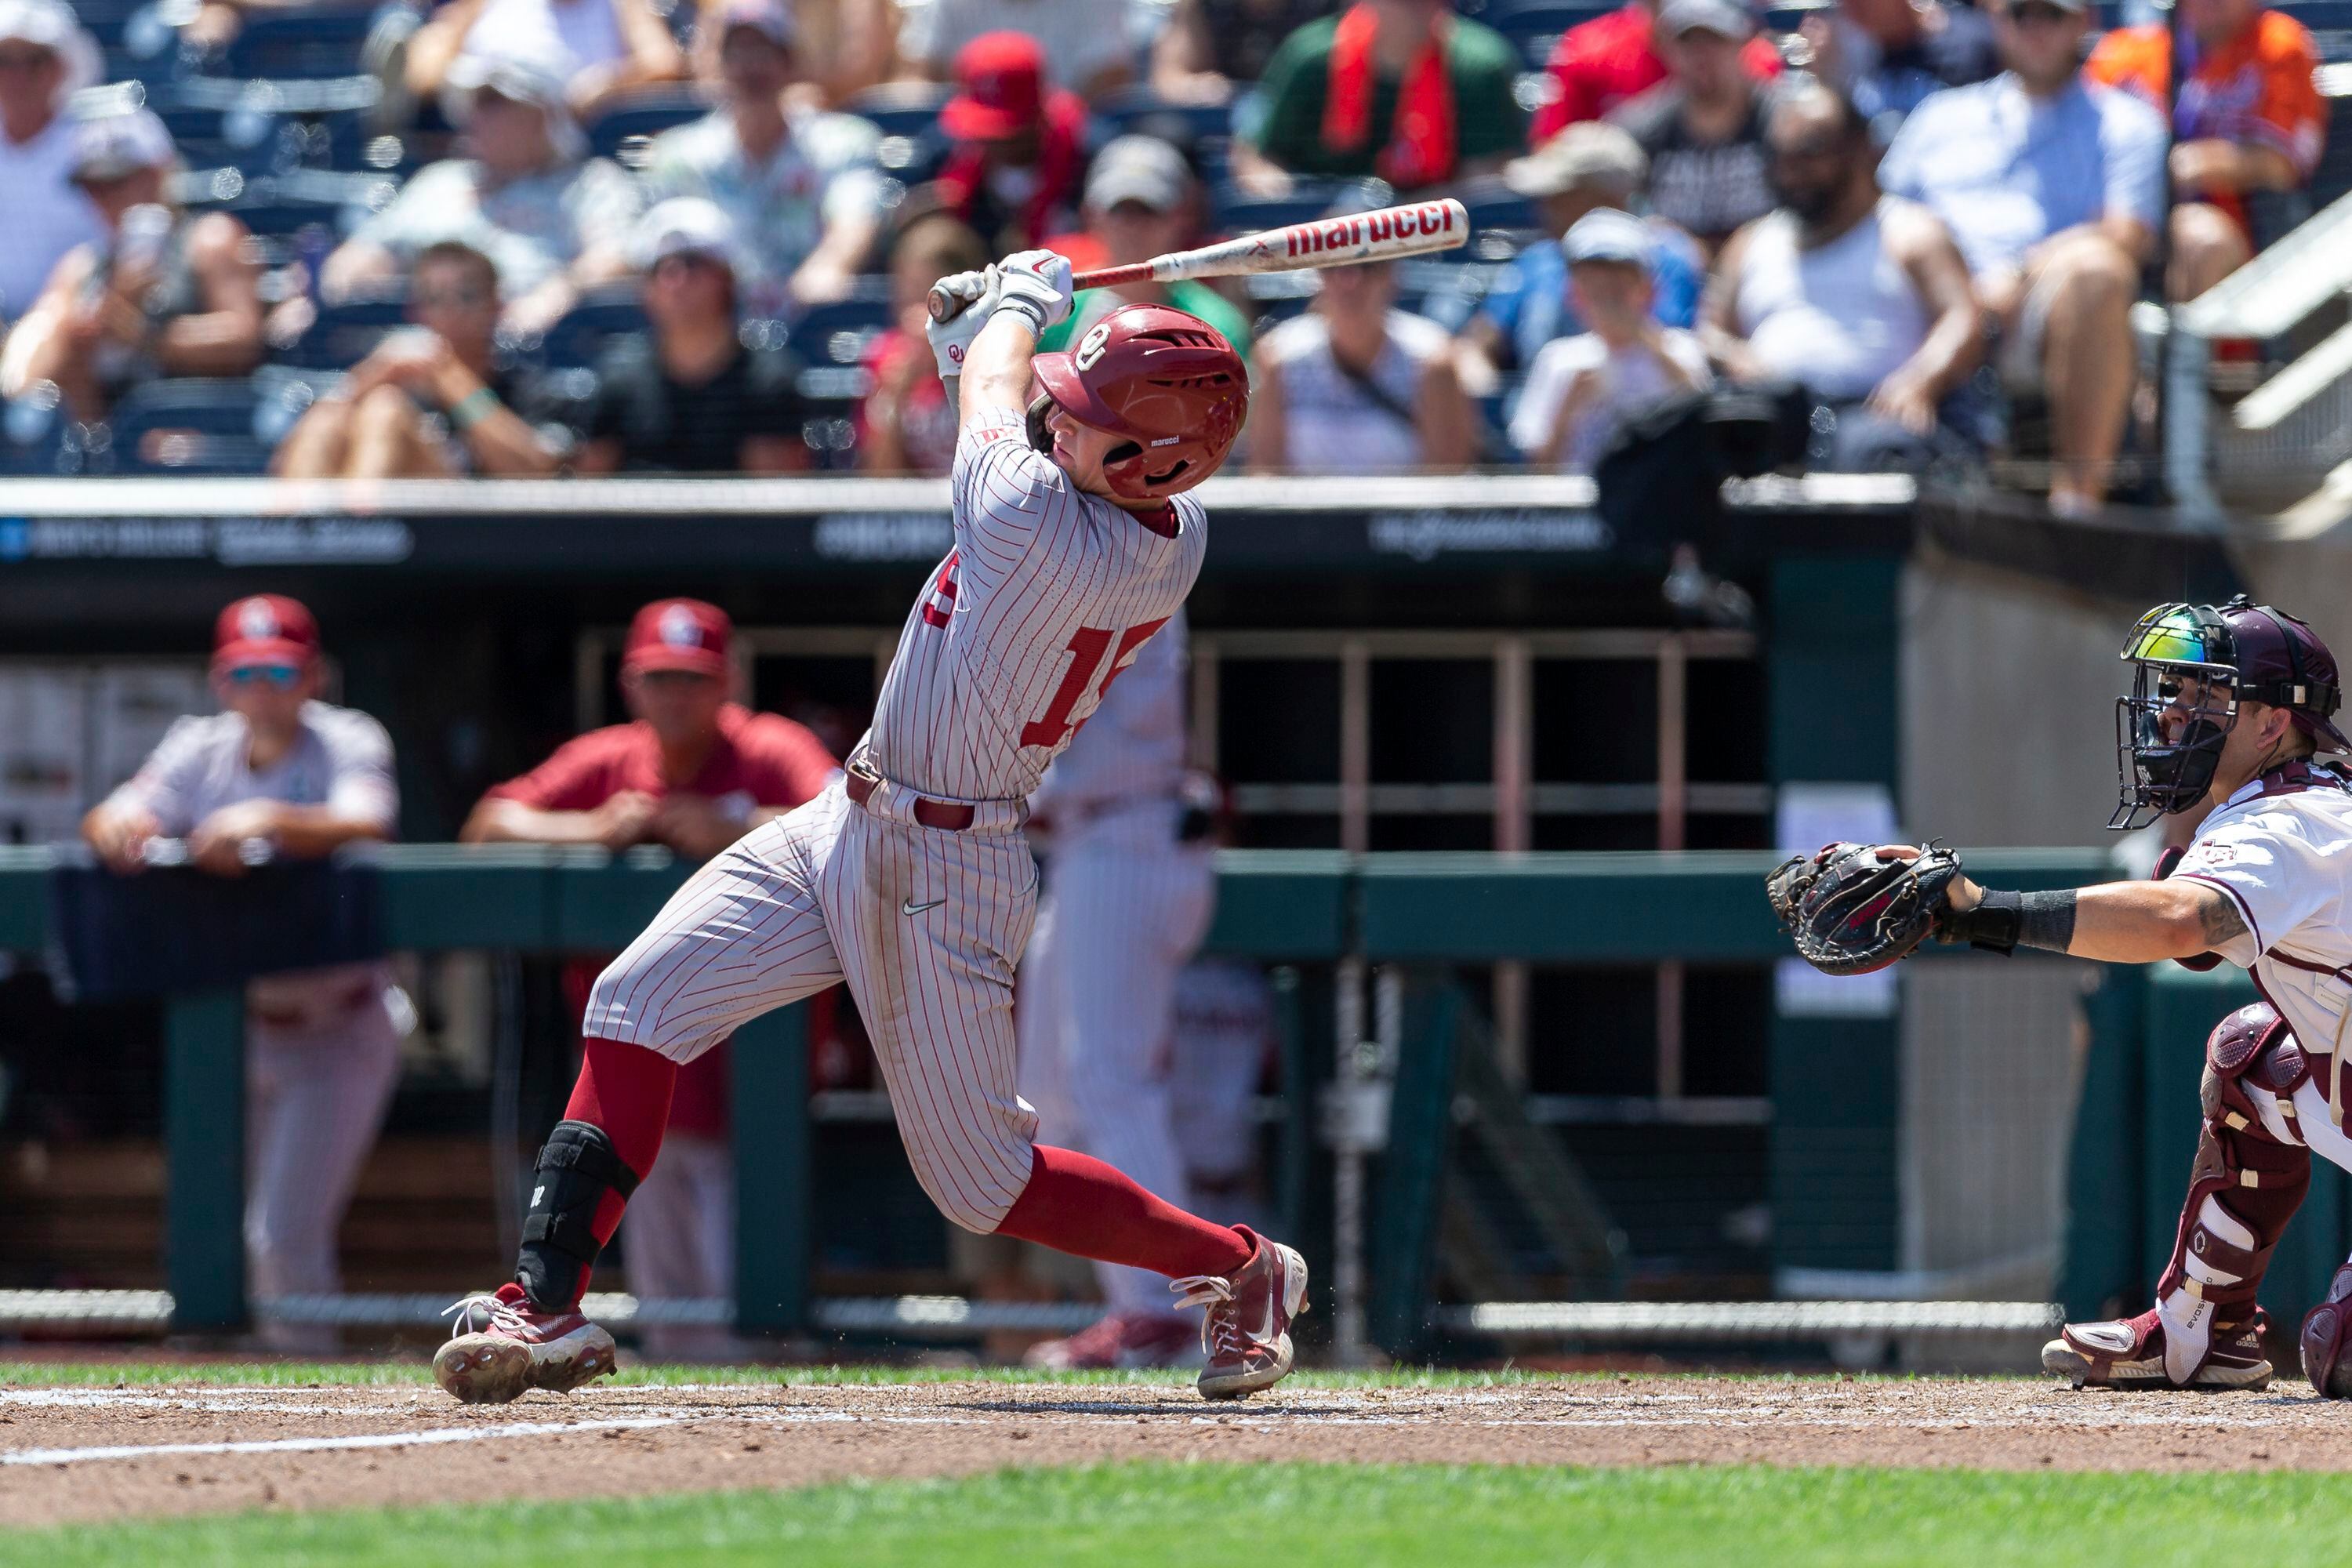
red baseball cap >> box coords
[213,594,321,670]
[942,31,1044,141]
[623,598,731,677]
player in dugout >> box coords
[1775,596,2352,1393]
[81,594,402,1351]
[459,597,839,1356]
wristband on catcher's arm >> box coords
[1938,887,2077,956]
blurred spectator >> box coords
[931,31,1089,252]
[1039,136,1252,354]
[82,595,400,1352]
[326,47,642,338]
[461,597,838,1358]
[1508,209,1709,471]
[1530,0,1780,143]
[1703,82,1983,471]
[1462,121,1701,380]
[899,0,1139,102]
[2086,0,2322,300]
[1150,0,1325,104]
[696,0,899,106]
[1249,257,1475,471]
[857,209,989,474]
[576,197,809,472]
[1,108,263,425]
[1880,0,2165,514]
[407,0,686,122]
[1233,0,1526,193]
[1802,0,1997,138]
[0,0,99,321]
[644,0,889,314]
[1610,0,1780,260]
[274,241,564,479]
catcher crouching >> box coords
[1772,596,2352,1393]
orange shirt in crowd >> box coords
[2085,9,2324,236]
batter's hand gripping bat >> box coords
[926,197,1472,323]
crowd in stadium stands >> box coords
[0,0,2337,506]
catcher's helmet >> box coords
[2113,595,2348,829]
[1030,303,1247,500]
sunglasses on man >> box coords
[225,664,303,690]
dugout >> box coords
[0,471,2241,1355]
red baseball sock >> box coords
[565,1035,677,1246]
[995,1145,1254,1279]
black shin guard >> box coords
[514,1120,642,1312]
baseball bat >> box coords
[926,198,1472,323]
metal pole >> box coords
[1330,955,1368,1365]
[165,988,246,1334]
[734,1002,809,1335]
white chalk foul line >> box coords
[1,1415,688,1467]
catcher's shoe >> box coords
[1175,1227,1309,1400]
[2042,1307,2273,1391]
[433,1283,617,1404]
[1024,1311,1203,1372]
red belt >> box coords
[249,978,376,1029]
[845,767,975,831]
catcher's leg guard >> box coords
[515,1120,643,1312]
[2049,1003,2310,1388]
[2302,1265,2352,1397]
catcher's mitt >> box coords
[1767,841,1965,976]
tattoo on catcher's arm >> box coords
[2198,886,2249,947]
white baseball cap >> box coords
[69,107,176,184]
[637,196,741,273]
[1084,136,1189,215]
[0,0,99,106]
[715,0,797,49]
[1563,207,1653,267]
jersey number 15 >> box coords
[1021,619,1170,750]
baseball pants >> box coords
[585,779,1041,1233]
[1018,804,1214,1316]
[621,1131,735,1359]
[245,978,402,1352]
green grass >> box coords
[24,1462,2352,1568]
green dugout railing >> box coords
[0,844,2118,1340]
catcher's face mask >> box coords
[2113,602,2240,829]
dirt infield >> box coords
[9,1374,2352,1526]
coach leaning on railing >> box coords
[75,592,404,1352]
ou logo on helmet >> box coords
[1074,321,1114,372]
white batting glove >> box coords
[991,250,1073,334]
[924,267,996,383]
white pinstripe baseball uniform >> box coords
[1018,612,1217,1315]
[583,405,1208,1232]
[105,701,404,1348]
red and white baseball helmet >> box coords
[1032,303,1247,501]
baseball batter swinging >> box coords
[434,250,1308,1403]
[1776,595,2352,1392]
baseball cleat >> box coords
[2042,1307,2273,1391]
[1175,1227,1309,1400]
[434,1283,617,1404]
[1024,1311,1204,1372]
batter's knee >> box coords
[895,1103,1039,1236]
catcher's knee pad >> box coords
[2303,1266,2352,1398]
[515,1120,643,1312]
[2154,1004,2313,1381]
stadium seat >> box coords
[284,290,410,371]
[217,7,380,81]
[105,379,270,474]
[844,82,954,140]
[532,286,651,369]
[1089,86,1235,147]
[584,86,711,167]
